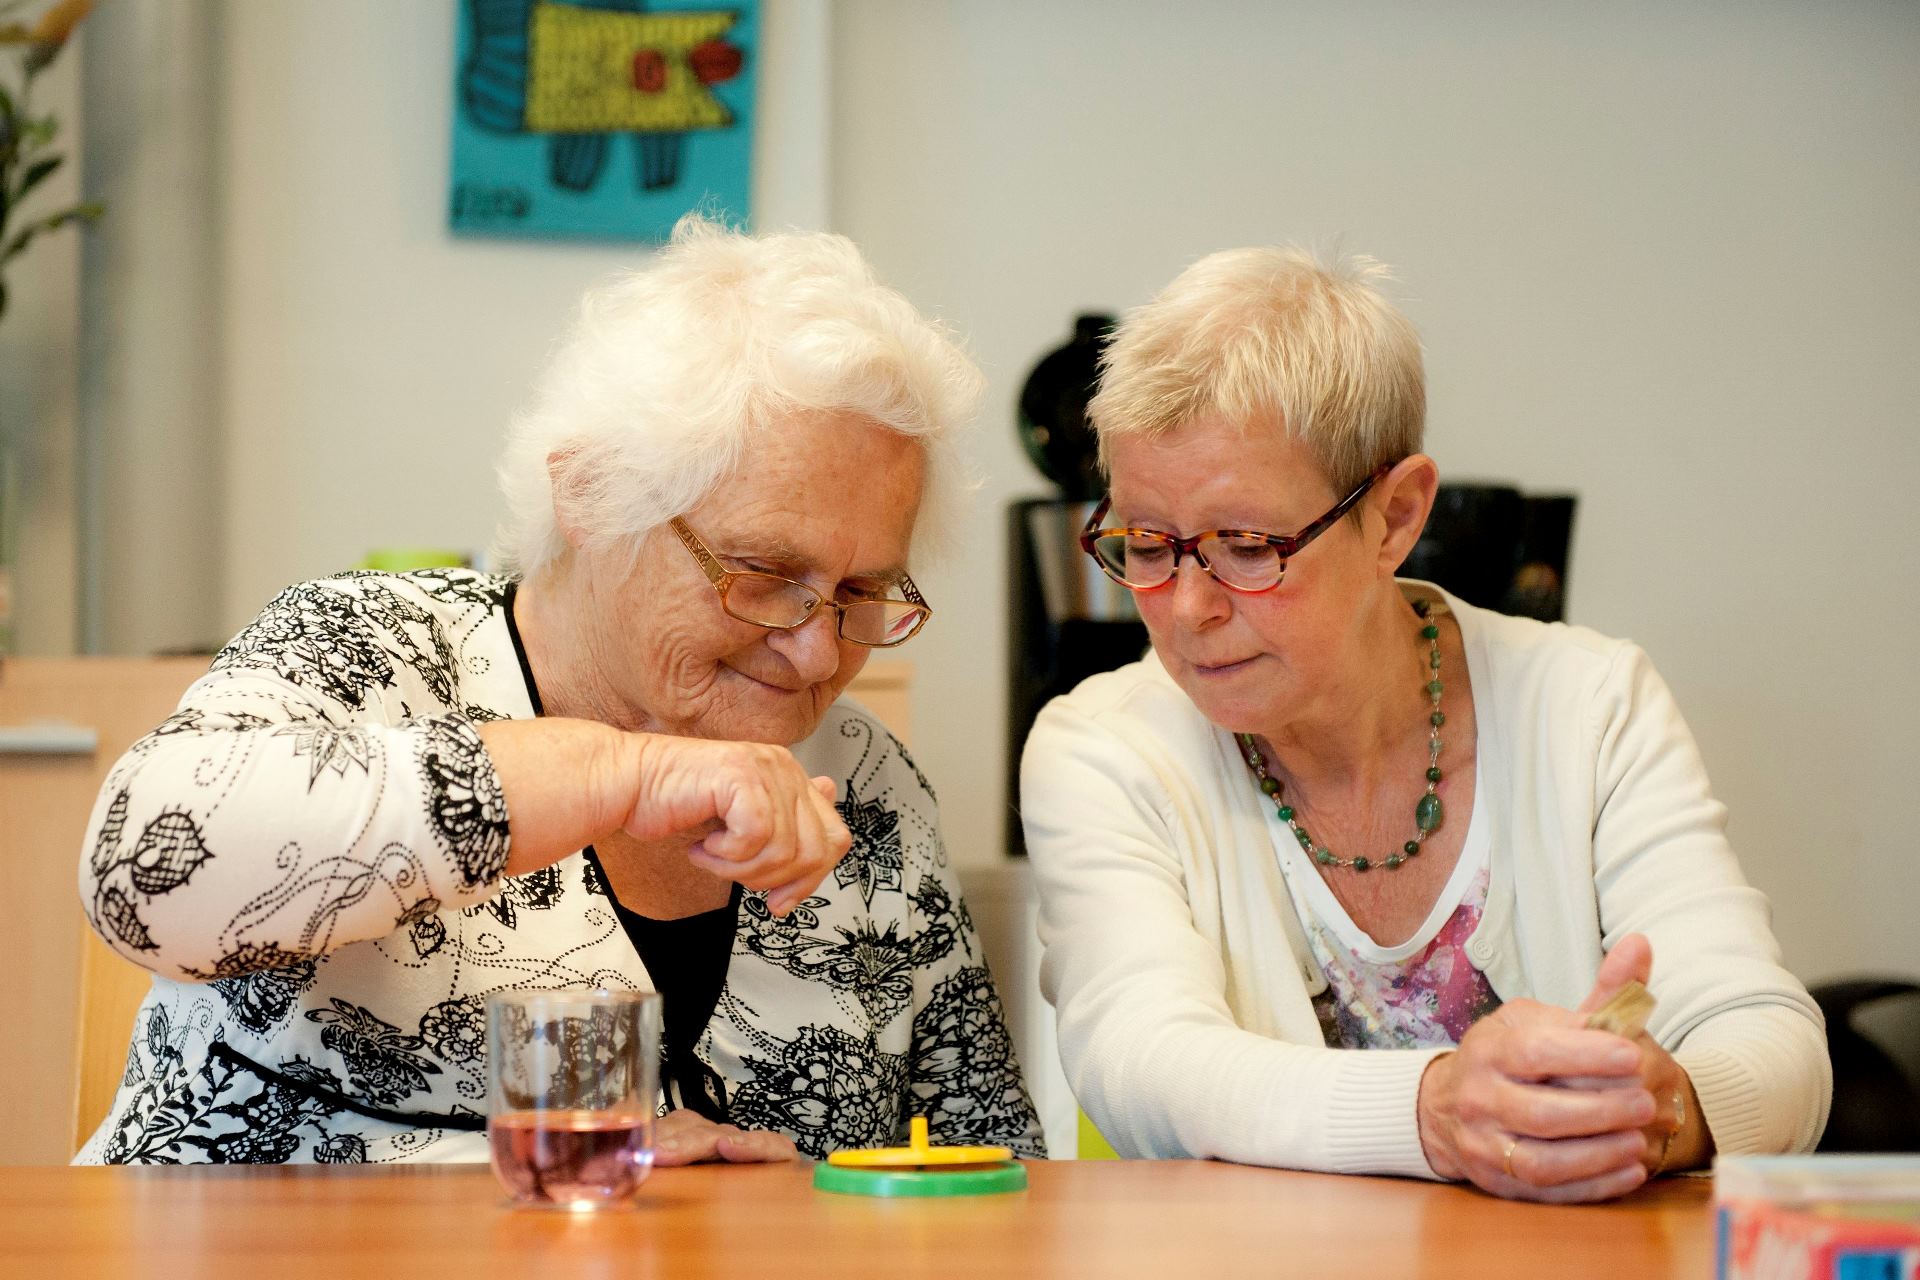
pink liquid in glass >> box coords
[488,1110,654,1208]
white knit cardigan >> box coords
[1021,583,1829,1175]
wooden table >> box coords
[0,1160,1713,1278]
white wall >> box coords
[80,0,223,656]
[195,2,1916,985]
[831,0,1920,985]
[215,0,829,624]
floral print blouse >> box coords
[1306,865,1504,1049]
[1279,811,1504,1051]
[74,569,1044,1164]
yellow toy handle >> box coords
[824,1114,1015,1168]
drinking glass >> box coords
[486,989,662,1210]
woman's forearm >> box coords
[477,717,638,876]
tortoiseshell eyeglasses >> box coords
[1078,466,1389,594]
[671,518,933,647]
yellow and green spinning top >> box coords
[813,1115,1028,1197]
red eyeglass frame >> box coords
[1077,464,1391,593]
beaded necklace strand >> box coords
[1237,598,1445,872]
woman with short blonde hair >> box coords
[1024,245,1826,1201]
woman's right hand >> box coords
[624,734,852,916]
[1416,998,1657,1202]
[652,1109,801,1166]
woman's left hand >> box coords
[652,1109,801,1166]
[1567,934,1709,1175]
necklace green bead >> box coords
[1238,598,1445,873]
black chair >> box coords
[1811,978,1920,1152]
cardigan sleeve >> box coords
[1587,642,1831,1155]
[1022,697,1446,1176]
[76,578,514,982]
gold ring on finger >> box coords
[1503,1137,1520,1179]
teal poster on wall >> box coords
[450,0,757,240]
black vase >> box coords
[1017,314,1113,500]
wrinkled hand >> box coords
[625,735,851,916]
[1566,934,1696,1177]
[653,1109,800,1166]
[1417,953,1657,1202]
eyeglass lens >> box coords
[721,574,926,646]
[1089,533,1284,590]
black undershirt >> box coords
[501,580,737,1121]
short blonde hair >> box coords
[1088,246,1425,492]
[494,216,982,575]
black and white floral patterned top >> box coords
[74,569,1044,1165]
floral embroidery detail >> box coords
[407,913,447,959]
[127,810,216,896]
[833,794,903,908]
[211,583,397,710]
[304,999,444,1106]
[276,1055,346,1092]
[313,1132,369,1164]
[729,1025,908,1159]
[741,890,824,933]
[90,790,130,877]
[418,998,486,1066]
[197,1070,338,1164]
[465,864,561,929]
[909,967,1039,1149]
[581,855,610,898]
[418,717,510,889]
[97,886,157,952]
[207,956,320,1036]
[184,941,312,980]
[276,723,375,788]
[741,915,917,1028]
[907,874,962,968]
[409,568,509,609]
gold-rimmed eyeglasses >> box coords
[670,517,933,648]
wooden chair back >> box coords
[71,932,156,1152]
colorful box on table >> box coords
[1716,1155,1920,1280]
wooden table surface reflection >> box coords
[0,1160,1713,1279]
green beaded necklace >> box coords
[1237,598,1446,873]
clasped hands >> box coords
[1417,934,1700,1202]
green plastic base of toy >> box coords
[812,1160,1028,1198]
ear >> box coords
[546,448,591,551]
[1371,454,1439,578]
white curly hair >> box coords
[494,216,982,575]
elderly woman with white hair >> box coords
[76,217,1044,1165]
[1020,247,1827,1200]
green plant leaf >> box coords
[16,152,59,200]
[25,38,64,74]
[0,97,16,172]
[0,200,101,264]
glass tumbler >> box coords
[486,989,662,1210]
